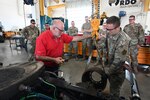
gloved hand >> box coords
[105,64,119,75]
[104,67,110,76]
[123,61,132,72]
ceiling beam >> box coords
[47,4,65,17]
[48,4,65,9]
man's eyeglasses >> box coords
[55,27,64,32]
[31,23,36,24]
[106,26,118,31]
[129,18,135,20]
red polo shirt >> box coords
[35,30,73,67]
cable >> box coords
[20,93,54,100]
[38,77,57,100]
[19,77,58,100]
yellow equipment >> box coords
[91,0,100,40]
[91,14,100,40]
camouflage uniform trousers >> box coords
[82,38,92,57]
[28,41,36,61]
[129,45,139,68]
[68,41,78,57]
[95,49,108,65]
[109,71,125,100]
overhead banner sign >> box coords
[109,0,141,8]
[120,0,141,8]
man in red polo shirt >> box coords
[35,20,91,74]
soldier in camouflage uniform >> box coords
[42,23,50,32]
[94,23,107,66]
[97,16,131,100]
[81,16,93,60]
[123,15,145,73]
[67,21,78,59]
[21,19,40,61]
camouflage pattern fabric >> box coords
[109,72,125,100]
[81,22,92,57]
[123,23,144,45]
[97,30,131,100]
[129,45,138,67]
[67,27,78,56]
[21,25,40,54]
[67,27,78,36]
[123,23,144,67]
[96,29,107,62]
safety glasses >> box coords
[55,27,64,32]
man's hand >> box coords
[98,33,106,39]
[104,67,110,75]
[54,57,65,64]
[80,29,90,33]
[80,30,86,33]
[79,30,85,34]
[105,69,110,76]
[86,34,92,38]
[123,61,132,72]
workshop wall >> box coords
[59,0,147,31]
[0,0,37,31]
[66,0,92,31]
[0,0,24,31]
[145,12,150,33]
[101,0,147,28]
[0,0,149,32]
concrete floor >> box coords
[0,40,150,100]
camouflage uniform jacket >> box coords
[97,29,107,52]
[21,25,40,44]
[123,23,144,46]
[67,27,78,36]
[98,30,131,74]
[82,22,91,35]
